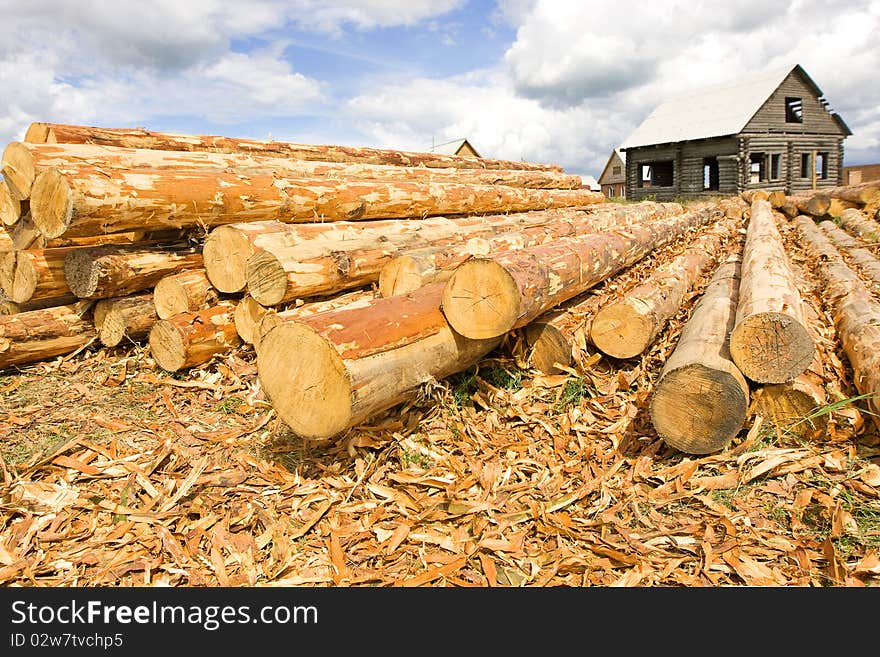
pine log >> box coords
[0,294,79,316]
[717,197,749,220]
[0,180,21,226]
[728,200,815,383]
[377,202,686,297]
[0,247,74,304]
[0,226,11,256]
[818,220,880,284]
[8,213,42,250]
[233,296,270,344]
[2,142,581,202]
[440,206,717,340]
[204,208,598,294]
[148,302,240,372]
[243,205,642,306]
[777,199,800,219]
[25,122,563,172]
[823,181,880,206]
[64,244,203,299]
[741,189,770,204]
[30,166,603,239]
[788,191,831,217]
[523,294,606,374]
[827,198,860,219]
[95,293,158,347]
[837,208,880,242]
[252,289,377,352]
[257,282,501,440]
[767,191,788,209]
[153,268,217,320]
[795,215,880,429]
[589,219,736,359]
[649,254,750,454]
[0,302,96,369]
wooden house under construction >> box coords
[620,64,851,201]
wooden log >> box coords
[0,247,74,304]
[257,282,501,439]
[204,208,595,294]
[648,254,750,454]
[0,302,96,369]
[24,122,563,172]
[818,220,880,284]
[440,206,717,339]
[2,142,582,202]
[7,213,42,250]
[244,206,644,306]
[823,181,880,206]
[30,165,604,239]
[741,189,769,204]
[589,219,736,359]
[837,207,880,242]
[827,198,860,219]
[252,289,376,352]
[64,244,203,299]
[777,199,800,219]
[376,202,686,297]
[728,200,815,383]
[767,191,787,209]
[717,197,749,220]
[0,294,79,315]
[148,302,240,372]
[0,180,22,226]
[795,215,880,429]
[233,296,270,344]
[95,292,158,347]
[153,268,217,320]
[523,294,605,374]
[0,226,11,256]
[787,191,831,217]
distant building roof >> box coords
[429,138,482,157]
[620,64,848,150]
[577,174,600,191]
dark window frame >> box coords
[770,153,782,180]
[785,97,804,123]
[639,160,674,188]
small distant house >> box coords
[430,138,481,158]
[842,164,880,186]
[597,149,626,198]
[619,64,851,200]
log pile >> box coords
[4,120,880,457]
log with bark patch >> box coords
[728,200,815,383]
[94,292,158,347]
[29,166,604,239]
[148,302,240,372]
[819,219,880,285]
[440,206,718,340]
[257,282,501,440]
[377,202,686,297]
[0,246,74,304]
[204,207,602,294]
[63,244,203,299]
[589,219,737,359]
[648,253,750,455]
[837,208,880,242]
[795,215,880,430]
[1,141,582,202]
[0,301,96,369]
[25,122,563,172]
[153,268,218,320]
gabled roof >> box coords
[619,64,847,150]
[430,138,481,157]
[597,149,626,184]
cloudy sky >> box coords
[1,0,877,179]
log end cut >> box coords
[441,259,520,339]
[750,379,828,438]
[30,168,74,238]
[202,225,254,293]
[246,250,289,306]
[1,142,36,200]
[148,320,188,372]
[63,248,100,298]
[257,322,353,440]
[650,363,749,455]
[233,296,268,344]
[589,303,654,359]
[0,180,21,227]
[729,312,815,384]
[8,251,39,304]
[378,255,425,298]
[523,321,572,374]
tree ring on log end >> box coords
[0,180,21,226]
[258,322,352,440]
[523,321,571,374]
[149,320,186,372]
[729,311,815,384]
[650,363,748,455]
[153,276,189,320]
[203,226,253,293]
[1,142,36,200]
[441,258,519,339]
[246,250,289,306]
[589,304,653,359]
[30,168,74,238]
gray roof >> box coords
[620,64,810,150]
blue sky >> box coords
[1,0,878,179]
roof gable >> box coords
[619,64,841,150]
[597,149,626,184]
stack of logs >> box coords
[3,121,879,456]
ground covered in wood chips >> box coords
[2,211,879,587]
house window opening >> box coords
[703,157,719,191]
[801,153,811,178]
[771,154,782,180]
[749,152,766,184]
[785,97,804,123]
[816,152,828,180]
[639,160,673,188]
